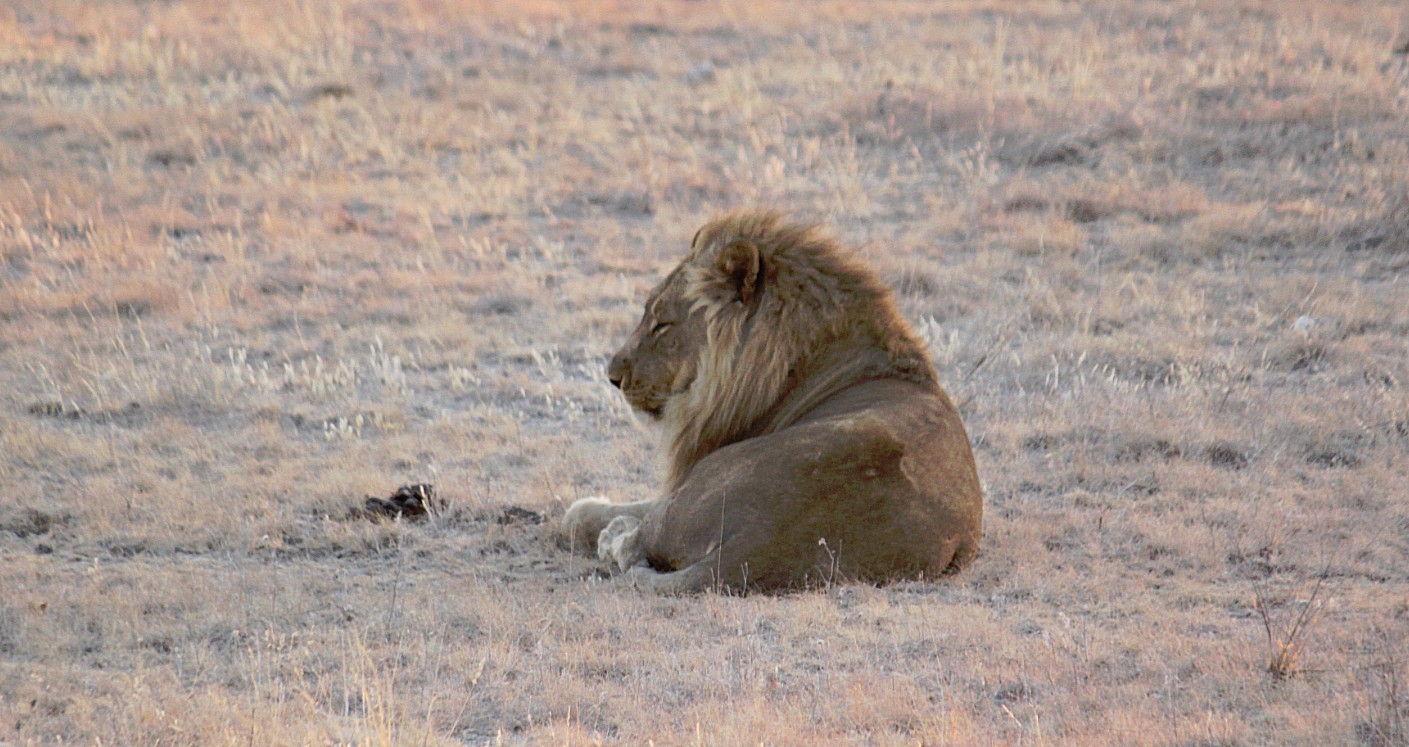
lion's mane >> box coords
[660,210,944,491]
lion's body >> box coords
[564,211,982,593]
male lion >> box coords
[564,211,982,593]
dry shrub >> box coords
[1253,574,1328,682]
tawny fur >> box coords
[565,210,983,593]
[664,211,941,491]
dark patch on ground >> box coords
[474,295,532,316]
[146,148,196,168]
[1305,447,1361,469]
[1204,442,1251,470]
[305,82,355,101]
[27,400,145,426]
[360,484,441,520]
[1113,437,1182,463]
[1302,431,1367,469]
[1022,433,1060,452]
[27,401,78,418]
[1,507,73,539]
[495,505,546,525]
[353,485,547,527]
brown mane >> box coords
[660,210,944,492]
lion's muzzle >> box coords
[607,351,629,389]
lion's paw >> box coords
[563,496,613,550]
[598,515,644,570]
[625,564,657,583]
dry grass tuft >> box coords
[1253,572,1328,682]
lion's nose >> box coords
[607,354,627,389]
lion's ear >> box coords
[716,239,761,305]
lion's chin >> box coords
[625,387,685,421]
[622,394,665,420]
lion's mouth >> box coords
[622,390,666,419]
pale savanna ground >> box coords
[2,0,1408,744]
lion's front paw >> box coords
[597,515,644,570]
[563,496,614,552]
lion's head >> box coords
[606,265,706,419]
[609,210,939,492]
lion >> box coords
[564,210,983,593]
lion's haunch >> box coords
[564,211,983,593]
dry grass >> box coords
[3,0,1409,744]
